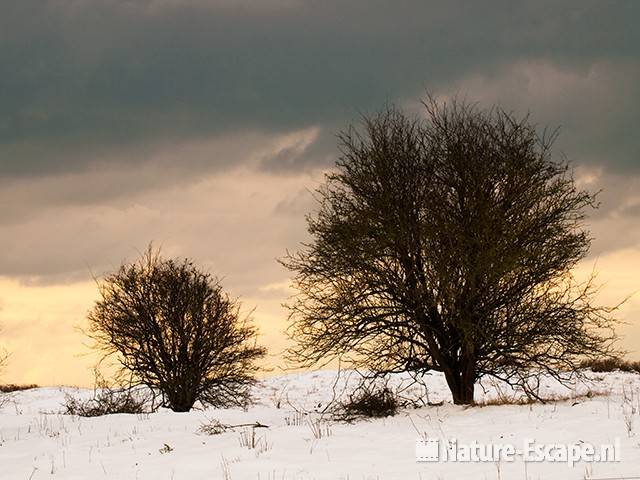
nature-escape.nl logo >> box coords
[416,438,621,467]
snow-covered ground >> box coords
[1,370,640,479]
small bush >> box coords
[473,390,606,408]
[63,370,150,417]
[64,387,149,417]
[333,381,399,421]
[0,384,38,393]
[198,419,230,435]
[581,357,640,374]
[86,246,266,412]
[198,419,269,436]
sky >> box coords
[1,0,639,386]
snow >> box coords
[1,370,640,479]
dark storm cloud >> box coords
[1,0,639,180]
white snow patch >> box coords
[1,370,639,479]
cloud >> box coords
[273,187,316,217]
[1,0,640,386]
[583,171,640,257]
[433,59,640,173]
[1,0,639,182]
[0,167,316,286]
[622,203,640,219]
[0,127,321,225]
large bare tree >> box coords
[282,98,619,405]
[87,247,266,412]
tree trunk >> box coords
[444,368,475,405]
[167,385,197,412]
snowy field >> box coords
[2,370,640,480]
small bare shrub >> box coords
[473,389,606,407]
[473,396,537,408]
[198,419,230,435]
[63,371,150,417]
[332,380,399,421]
[581,357,640,374]
[0,384,38,393]
[64,388,148,417]
[198,419,269,436]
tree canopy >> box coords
[87,247,266,412]
[282,98,619,404]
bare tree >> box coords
[87,247,266,412]
[282,98,620,405]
